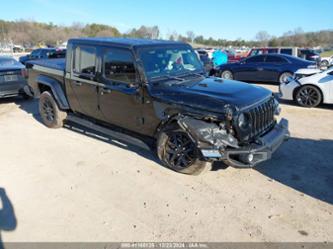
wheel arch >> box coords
[36,75,70,110]
[293,83,325,103]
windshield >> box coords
[138,46,204,80]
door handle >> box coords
[257,67,264,71]
[74,81,82,86]
[100,88,112,95]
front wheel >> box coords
[157,127,210,175]
[295,85,322,107]
[220,70,233,80]
[320,60,329,67]
[39,91,67,128]
[279,72,293,84]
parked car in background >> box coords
[196,50,213,74]
[247,47,321,63]
[280,67,333,107]
[215,54,316,84]
[26,37,289,175]
[0,56,29,99]
[320,55,333,67]
[224,49,243,63]
[19,48,66,65]
[13,45,25,53]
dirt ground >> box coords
[0,84,332,242]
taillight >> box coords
[21,68,28,78]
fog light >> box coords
[239,153,254,164]
[248,153,254,162]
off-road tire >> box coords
[39,91,67,128]
[156,125,211,175]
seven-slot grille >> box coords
[246,97,275,139]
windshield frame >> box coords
[135,44,205,83]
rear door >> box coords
[97,46,144,132]
[67,45,101,119]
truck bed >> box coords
[27,58,65,71]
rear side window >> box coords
[246,55,264,63]
[103,48,137,83]
[265,55,287,64]
[73,46,96,75]
[280,48,292,55]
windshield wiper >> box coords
[176,71,206,78]
[151,75,185,82]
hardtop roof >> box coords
[68,37,188,49]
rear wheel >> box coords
[220,70,233,80]
[279,72,293,84]
[157,126,210,175]
[295,85,322,107]
[320,60,329,67]
[39,91,67,128]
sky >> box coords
[1,0,332,40]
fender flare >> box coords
[37,75,70,110]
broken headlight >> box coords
[238,113,250,130]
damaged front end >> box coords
[176,98,290,168]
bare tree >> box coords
[255,31,271,46]
[186,31,195,43]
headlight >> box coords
[238,113,250,130]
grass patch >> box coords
[321,50,333,57]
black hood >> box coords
[149,77,272,114]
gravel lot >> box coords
[0,84,332,242]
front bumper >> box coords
[201,119,290,168]
[279,80,300,101]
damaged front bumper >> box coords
[178,117,290,168]
[222,118,289,168]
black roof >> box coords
[68,37,187,48]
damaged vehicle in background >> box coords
[280,67,333,107]
[26,38,289,175]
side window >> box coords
[103,48,137,83]
[266,55,287,64]
[73,46,96,75]
[246,55,264,63]
[280,48,292,55]
[31,49,41,58]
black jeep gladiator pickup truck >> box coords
[26,37,289,175]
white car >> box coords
[320,55,333,67]
[280,68,333,107]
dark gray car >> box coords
[0,56,29,99]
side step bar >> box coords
[66,114,151,151]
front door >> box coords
[97,47,144,133]
[236,55,265,81]
[67,45,101,120]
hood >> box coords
[149,77,272,113]
[295,68,322,76]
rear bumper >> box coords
[200,119,290,168]
[0,81,27,98]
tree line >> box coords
[0,19,332,48]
